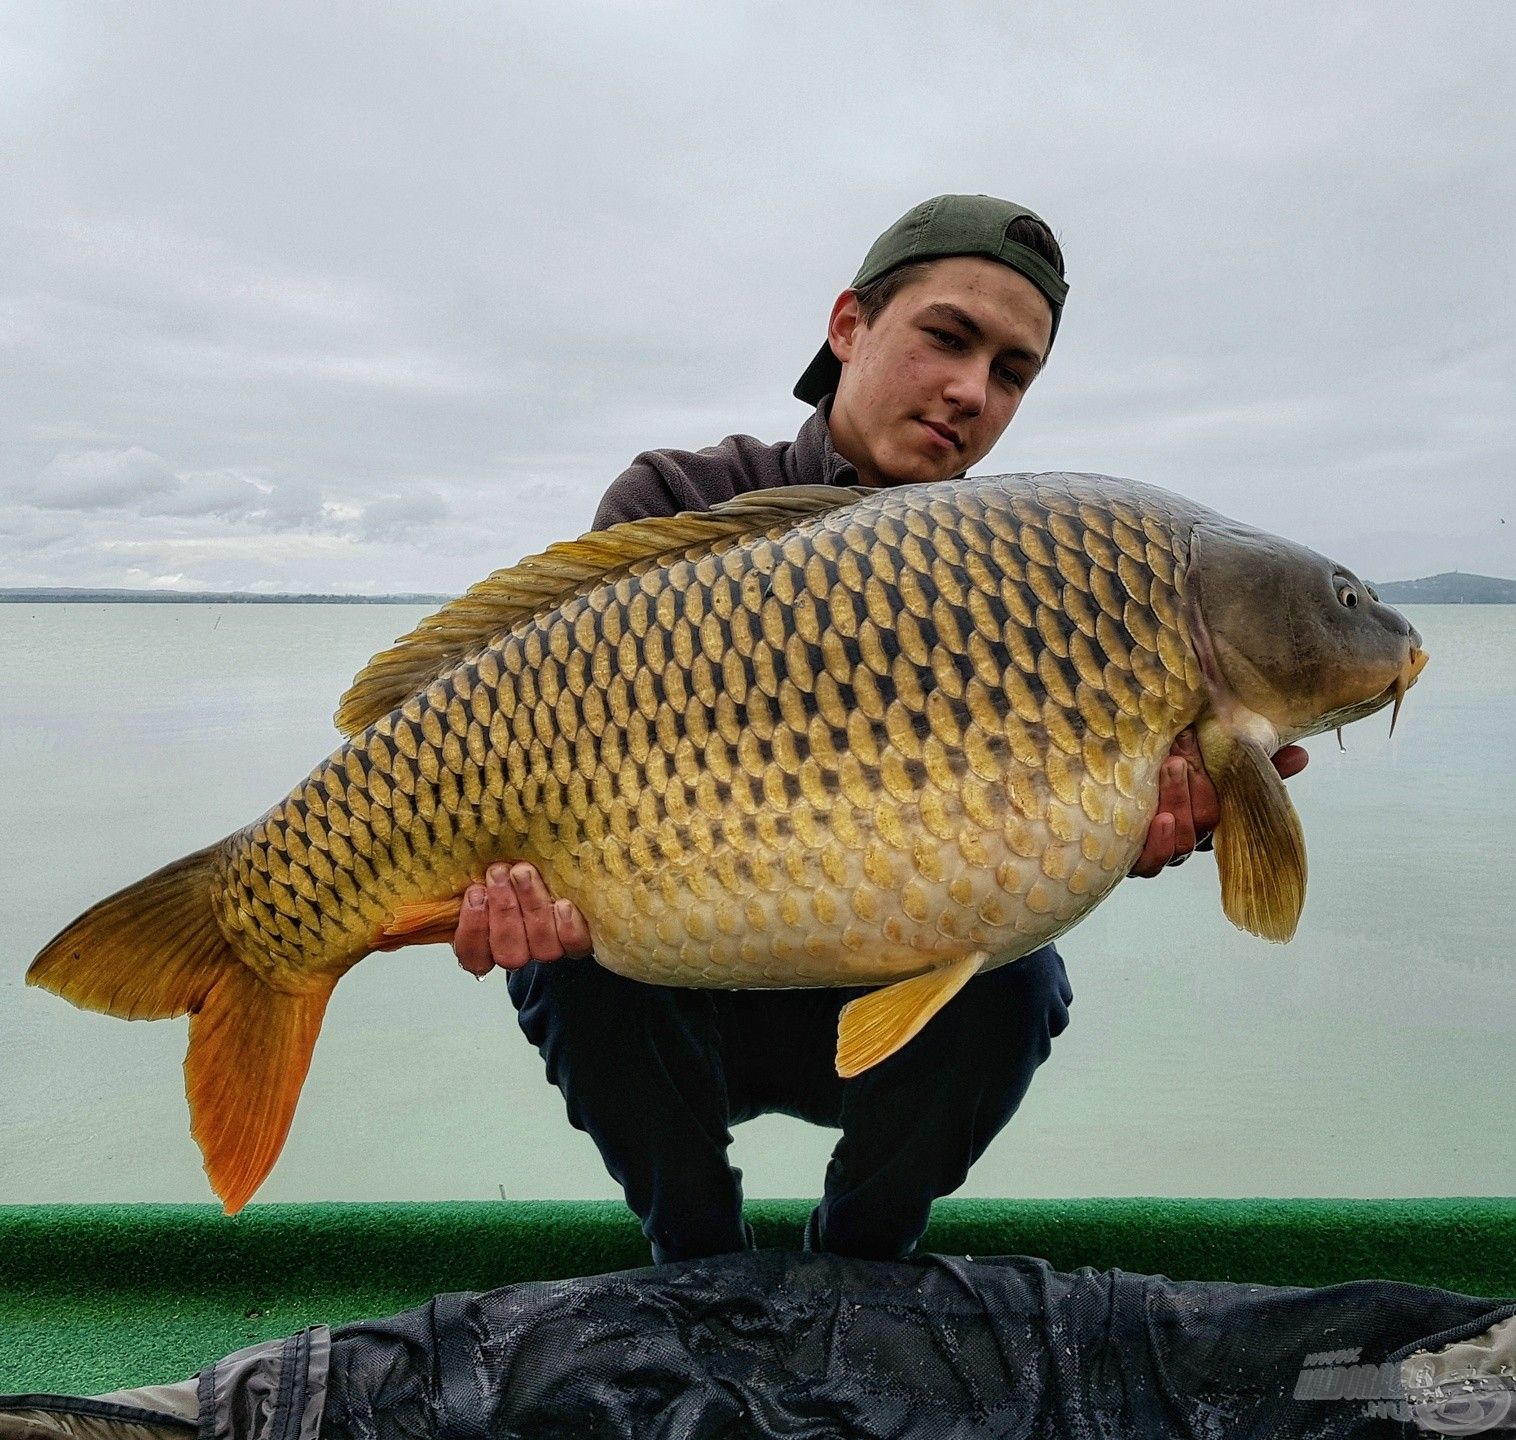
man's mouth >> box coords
[918,419,962,449]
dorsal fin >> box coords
[335,484,871,737]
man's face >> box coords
[826,255,1054,488]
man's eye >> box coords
[994,366,1027,389]
[926,327,964,350]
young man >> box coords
[454,195,1307,1264]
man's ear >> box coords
[827,290,864,363]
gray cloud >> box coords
[0,1,1510,592]
[355,491,449,543]
[139,469,292,521]
[14,443,449,580]
[31,447,178,509]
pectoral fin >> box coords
[835,952,987,1078]
[1196,716,1307,942]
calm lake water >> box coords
[1,603,1511,1205]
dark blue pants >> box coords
[507,947,1072,1264]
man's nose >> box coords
[943,362,987,417]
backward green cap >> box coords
[794,194,1068,406]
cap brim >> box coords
[794,341,841,406]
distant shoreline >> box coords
[0,589,451,604]
[2,571,1513,605]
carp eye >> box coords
[1336,581,1359,609]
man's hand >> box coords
[453,862,593,975]
[1129,729,1309,878]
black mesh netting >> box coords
[6,1251,1515,1439]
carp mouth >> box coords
[1315,640,1429,740]
[1387,642,1429,737]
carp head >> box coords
[1178,521,1429,945]
[1183,522,1428,749]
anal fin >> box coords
[835,953,987,1079]
[374,897,466,951]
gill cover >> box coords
[1183,524,1313,942]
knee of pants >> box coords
[506,960,730,1137]
[651,1213,755,1268]
[507,955,646,1051]
[506,959,677,1103]
[506,952,575,1038]
[975,945,1073,1060]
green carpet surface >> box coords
[3,1197,1513,1394]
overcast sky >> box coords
[1,2,1511,594]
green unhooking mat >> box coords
[2,1197,1513,1394]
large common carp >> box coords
[29,474,1426,1212]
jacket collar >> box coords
[789,396,858,488]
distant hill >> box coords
[1372,572,1516,604]
[0,588,450,604]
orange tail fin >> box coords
[28,844,233,1020]
[186,964,334,1214]
[27,842,333,1213]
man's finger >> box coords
[1130,811,1175,878]
[1169,758,1198,858]
[1144,756,1190,870]
[1273,744,1310,780]
[511,863,565,963]
[454,886,493,975]
[486,863,531,970]
[553,899,594,958]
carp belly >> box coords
[587,771,1156,990]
